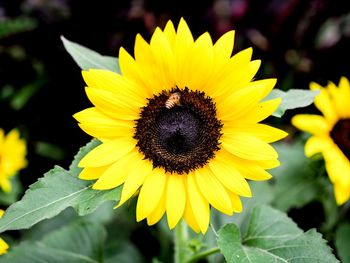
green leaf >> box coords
[0,140,121,233]
[41,221,106,261]
[61,36,120,73]
[23,202,117,241]
[0,221,106,263]
[203,182,275,263]
[218,205,339,263]
[265,89,319,117]
[335,223,350,263]
[270,141,320,211]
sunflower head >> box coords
[135,87,223,174]
[292,77,350,205]
[0,129,27,193]
[74,18,287,233]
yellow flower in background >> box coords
[0,129,27,193]
[292,77,350,205]
[0,210,9,255]
[74,18,287,233]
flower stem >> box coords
[174,220,189,263]
[186,247,220,263]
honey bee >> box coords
[165,92,181,109]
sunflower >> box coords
[0,129,27,193]
[74,18,287,233]
[292,77,350,205]
[0,210,9,255]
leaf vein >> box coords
[0,185,91,232]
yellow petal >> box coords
[205,48,253,97]
[79,137,135,167]
[227,191,243,213]
[163,20,176,49]
[118,157,152,207]
[236,163,273,181]
[166,174,186,229]
[5,129,20,147]
[134,34,154,65]
[339,77,350,91]
[74,107,134,139]
[85,87,140,121]
[304,136,330,157]
[92,152,139,190]
[5,129,20,141]
[217,79,276,121]
[1,129,27,175]
[217,149,274,180]
[323,145,350,186]
[183,198,200,233]
[78,123,133,140]
[136,168,167,221]
[211,59,261,100]
[0,238,9,255]
[195,168,233,215]
[79,166,109,180]
[150,28,175,91]
[0,129,4,148]
[181,32,214,89]
[209,157,252,196]
[334,183,350,205]
[221,132,278,160]
[174,18,194,89]
[82,69,149,101]
[292,114,330,135]
[118,47,142,83]
[336,77,350,118]
[147,193,166,226]
[310,82,338,124]
[74,107,116,124]
[327,81,348,119]
[236,98,282,123]
[0,177,11,193]
[118,47,154,94]
[186,172,210,233]
[134,34,165,94]
[223,123,287,143]
[325,147,350,205]
[176,18,194,46]
[213,30,235,70]
[242,60,261,84]
[256,158,281,169]
[257,79,277,98]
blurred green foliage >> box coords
[0,16,37,39]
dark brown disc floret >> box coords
[330,118,350,160]
[134,87,222,174]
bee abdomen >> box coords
[165,92,181,109]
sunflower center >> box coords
[330,118,350,160]
[134,88,222,174]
